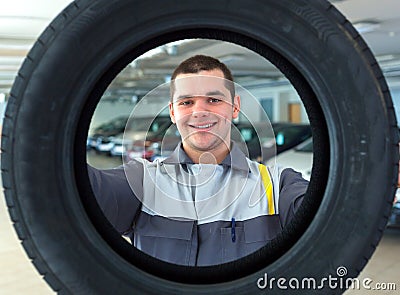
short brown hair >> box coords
[170,55,235,100]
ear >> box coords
[232,95,240,119]
[169,102,176,124]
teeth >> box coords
[194,123,214,129]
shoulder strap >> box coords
[258,163,277,215]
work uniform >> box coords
[88,143,308,266]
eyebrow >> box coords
[175,90,227,101]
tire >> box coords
[1,0,398,294]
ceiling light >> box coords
[376,55,396,63]
[137,47,164,60]
[0,44,32,50]
[218,54,245,64]
[0,56,24,65]
[130,39,194,64]
[353,20,380,34]
[0,79,16,85]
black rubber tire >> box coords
[1,0,398,294]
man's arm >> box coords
[87,161,143,234]
[277,168,309,227]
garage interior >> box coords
[0,0,399,293]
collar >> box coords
[162,141,250,172]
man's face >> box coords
[169,69,240,154]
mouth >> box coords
[188,122,217,130]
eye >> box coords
[208,97,222,103]
[178,100,193,106]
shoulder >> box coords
[278,167,309,188]
[245,160,308,187]
[87,158,148,185]
[264,165,308,196]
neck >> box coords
[182,142,231,164]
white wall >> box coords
[243,82,308,124]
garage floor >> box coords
[0,153,399,294]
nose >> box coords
[192,98,210,117]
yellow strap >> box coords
[258,164,275,215]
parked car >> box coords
[121,115,172,158]
[125,139,159,161]
[388,190,400,228]
[95,136,116,154]
[266,137,313,180]
[87,115,129,150]
[125,124,179,162]
[232,122,312,161]
[92,115,172,156]
[109,134,125,157]
[148,125,181,161]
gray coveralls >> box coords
[88,143,308,266]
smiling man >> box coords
[169,66,240,164]
[88,55,309,266]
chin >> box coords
[189,140,211,150]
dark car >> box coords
[232,122,312,161]
[148,125,181,161]
[92,115,172,156]
[122,115,173,159]
[87,116,129,150]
